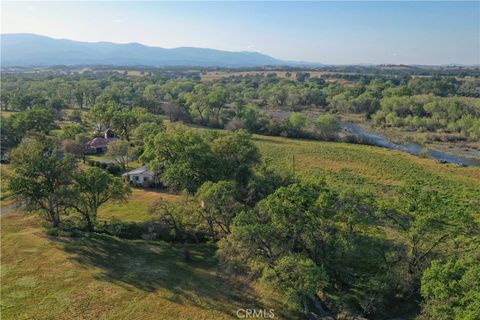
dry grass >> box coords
[0,164,15,208]
[98,188,184,222]
[1,212,289,320]
[0,111,18,118]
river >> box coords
[341,122,480,167]
[267,110,480,167]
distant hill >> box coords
[1,33,312,68]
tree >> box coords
[162,102,189,122]
[62,139,87,162]
[225,180,391,317]
[110,107,162,141]
[262,255,328,314]
[296,72,311,82]
[195,180,242,237]
[244,164,294,206]
[132,122,164,143]
[47,97,68,115]
[379,182,479,296]
[239,103,260,131]
[207,86,229,126]
[106,139,131,171]
[267,85,289,108]
[110,109,138,141]
[1,116,22,157]
[420,257,480,320]
[315,115,340,138]
[211,130,261,185]
[17,108,55,134]
[90,103,115,132]
[70,167,130,231]
[13,107,56,134]
[143,83,165,114]
[184,84,210,124]
[60,123,85,140]
[1,108,56,156]
[288,112,309,136]
[8,138,75,227]
[140,127,219,192]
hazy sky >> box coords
[2,1,479,65]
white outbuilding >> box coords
[122,166,156,187]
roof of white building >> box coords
[122,165,154,176]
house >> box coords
[87,129,117,154]
[122,166,156,187]
[88,137,109,153]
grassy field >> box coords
[0,164,15,208]
[98,188,184,222]
[254,134,480,199]
[1,212,288,320]
[185,124,480,199]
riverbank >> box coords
[343,119,480,165]
[264,109,480,167]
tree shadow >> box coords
[59,233,278,317]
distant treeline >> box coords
[2,68,480,159]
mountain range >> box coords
[1,33,317,68]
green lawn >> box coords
[85,154,110,161]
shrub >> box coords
[315,115,340,136]
[106,163,122,175]
[95,220,145,239]
[225,118,246,131]
[94,218,208,243]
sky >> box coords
[1,1,479,65]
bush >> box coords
[95,220,145,239]
[142,179,156,188]
[95,219,207,243]
[342,134,377,146]
[44,225,83,238]
[314,115,340,140]
[225,118,246,131]
[106,163,122,175]
[142,220,172,241]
